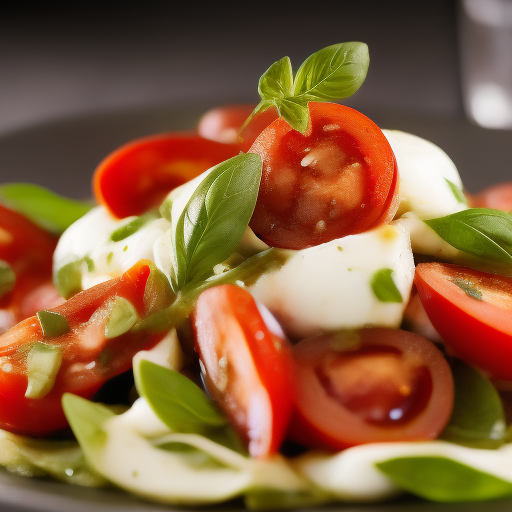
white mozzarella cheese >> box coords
[248,221,415,340]
[383,130,467,219]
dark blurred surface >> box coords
[0,2,463,135]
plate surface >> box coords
[0,105,511,512]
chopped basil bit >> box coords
[159,199,173,223]
[123,245,128,252]
[370,268,403,303]
[452,278,483,300]
[83,255,95,272]
[36,310,70,337]
[106,252,114,265]
[104,297,139,338]
[110,214,153,242]
[25,342,63,399]
[143,266,175,315]
[445,178,467,204]
[0,260,16,298]
[55,260,83,299]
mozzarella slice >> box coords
[248,221,415,340]
[383,130,467,219]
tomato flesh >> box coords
[192,284,295,458]
[248,102,399,250]
[0,261,167,435]
[415,262,512,381]
[93,133,240,218]
[289,329,453,450]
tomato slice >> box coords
[0,261,167,435]
[197,104,278,152]
[191,284,295,458]
[248,102,399,250]
[415,262,512,381]
[93,133,240,218]
[289,328,454,450]
[468,182,512,212]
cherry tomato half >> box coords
[93,133,240,218]
[192,284,295,458]
[415,262,512,381]
[0,261,167,435]
[248,102,399,250]
[468,182,512,212]
[197,104,278,152]
[288,328,454,450]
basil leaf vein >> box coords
[173,153,262,291]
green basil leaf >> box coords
[425,208,512,264]
[173,153,262,290]
[110,213,155,242]
[0,260,16,298]
[0,183,92,234]
[275,97,310,133]
[445,178,467,204]
[370,268,403,303]
[135,360,227,432]
[36,310,70,337]
[376,456,512,502]
[25,342,63,399]
[441,360,506,449]
[104,296,139,338]
[258,56,294,101]
[293,42,369,102]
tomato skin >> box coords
[0,261,165,435]
[197,104,278,152]
[192,284,295,458]
[415,262,512,381]
[468,182,512,212]
[248,102,399,250]
[93,133,240,218]
[289,329,454,450]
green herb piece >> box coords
[173,153,262,291]
[54,260,83,299]
[445,178,467,204]
[159,199,173,222]
[376,456,512,502]
[104,297,139,338]
[110,213,154,242]
[62,394,115,454]
[83,255,95,272]
[135,360,227,433]
[143,265,175,315]
[452,278,483,300]
[123,245,128,252]
[245,42,369,133]
[106,252,114,265]
[36,310,70,337]
[0,183,92,234]
[425,208,512,265]
[25,342,63,399]
[370,268,403,303]
[441,360,506,449]
[0,260,16,298]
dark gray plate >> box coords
[0,105,511,512]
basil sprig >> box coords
[172,153,262,291]
[425,208,512,265]
[0,183,92,234]
[245,42,369,133]
[376,456,512,502]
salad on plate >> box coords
[1,42,512,508]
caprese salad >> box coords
[1,42,512,508]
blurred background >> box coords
[1,0,511,197]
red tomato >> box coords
[289,328,453,450]
[248,102,399,250]
[93,133,240,218]
[0,261,167,435]
[0,205,60,330]
[197,104,278,152]
[415,262,512,381]
[468,182,512,212]
[191,284,295,458]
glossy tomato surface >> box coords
[197,104,278,152]
[415,262,512,381]
[93,133,240,218]
[248,102,399,250]
[192,284,295,458]
[289,328,453,450]
[0,261,167,435]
